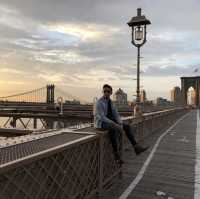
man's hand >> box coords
[110,121,123,131]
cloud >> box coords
[33,50,98,64]
[0,0,200,100]
[44,23,120,42]
[142,65,200,77]
[37,72,65,83]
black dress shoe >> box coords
[134,145,149,155]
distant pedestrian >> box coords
[134,104,143,118]
[94,84,148,165]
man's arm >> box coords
[112,104,122,125]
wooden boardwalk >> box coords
[99,110,197,199]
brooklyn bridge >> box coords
[0,0,199,197]
[0,77,200,199]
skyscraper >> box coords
[113,88,128,106]
[171,86,182,105]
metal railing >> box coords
[123,108,188,148]
[0,108,189,199]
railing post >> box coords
[10,117,17,128]
[150,116,153,134]
[46,85,50,103]
[33,118,37,129]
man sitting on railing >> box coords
[94,84,148,164]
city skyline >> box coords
[0,0,200,101]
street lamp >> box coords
[56,96,64,115]
[127,8,151,103]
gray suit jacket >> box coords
[93,97,122,128]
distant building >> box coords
[113,88,128,106]
[140,90,147,103]
[171,86,182,105]
[156,97,171,106]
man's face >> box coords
[103,87,112,99]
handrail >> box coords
[121,107,186,121]
[0,107,188,199]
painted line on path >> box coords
[118,111,191,199]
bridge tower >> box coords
[181,76,200,106]
[46,84,55,103]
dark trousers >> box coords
[101,121,137,154]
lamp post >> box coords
[127,8,151,103]
[56,96,64,115]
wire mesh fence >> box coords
[0,108,189,199]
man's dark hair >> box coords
[103,84,112,91]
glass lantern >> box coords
[135,27,144,41]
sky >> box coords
[0,0,200,102]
